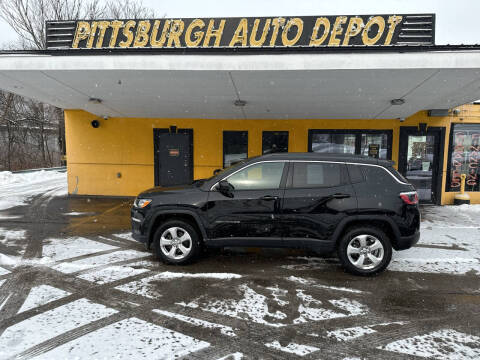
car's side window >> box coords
[360,165,397,186]
[291,162,345,188]
[226,162,285,190]
[347,164,365,183]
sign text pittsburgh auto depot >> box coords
[67,15,420,49]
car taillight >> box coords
[400,191,418,205]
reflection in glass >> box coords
[311,134,356,154]
[360,134,388,159]
[449,124,480,192]
[227,162,285,190]
[223,131,248,168]
[405,135,434,202]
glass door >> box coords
[399,127,444,204]
[405,135,435,202]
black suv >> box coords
[132,153,420,275]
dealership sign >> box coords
[45,14,434,50]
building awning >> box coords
[1,49,480,119]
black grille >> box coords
[46,21,76,49]
[397,14,435,45]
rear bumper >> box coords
[394,230,420,251]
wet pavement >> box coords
[0,194,479,359]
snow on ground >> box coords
[115,272,242,299]
[264,341,319,356]
[153,309,237,337]
[0,253,17,266]
[51,249,147,274]
[379,329,480,359]
[114,232,136,241]
[0,229,26,243]
[0,170,67,211]
[153,271,242,280]
[179,284,368,328]
[62,212,95,216]
[35,317,210,360]
[216,353,244,360]
[42,237,117,262]
[327,322,407,342]
[18,285,71,313]
[390,218,480,275]
[0,298,118,358]
[0,266,9,276]
[77,265,150,284]
[287,275,365,294]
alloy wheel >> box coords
[346,234,384,270]
[160,227,192,260]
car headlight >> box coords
[134,198,152,208]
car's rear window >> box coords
[386,166,408,183]
[361,165,398,186]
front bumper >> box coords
[394,230,420,251]
[132,230,147,243]
[131,212,147,244]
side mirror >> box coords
[218,180,234,198]
[213,168,222,176]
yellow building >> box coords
[64,106,480,204]
[1,14,480,204]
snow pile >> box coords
[0,170,67,211]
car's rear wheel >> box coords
[337,226,392,276]
[153,220,201,265]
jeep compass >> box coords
[131,153,420,275]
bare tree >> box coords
[0,0,156,170]
[0,0,156,50]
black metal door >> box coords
[398,127,445,204]
[156,132,192,187]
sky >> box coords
[0,0,479,46]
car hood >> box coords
[138,184,201,198]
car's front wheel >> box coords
[153,220,201,265]
[337,226,392,276]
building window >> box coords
[310,133,356,154]
[223,131,248,168]
[447,124,480,192]
[262,131,289,154]
[308,130,392,160]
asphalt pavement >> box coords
[0,195,479,359]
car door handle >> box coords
[261,195,279,201]
[332,193,350,199]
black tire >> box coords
[337,226,392,276]
[153,220,202,265]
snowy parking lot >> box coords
[0,170,479,359]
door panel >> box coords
[399,127,444,204]
[280,162,357,245]
[206,161,286,244]
[157,132,192,186]
[206,189,284,241]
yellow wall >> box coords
[64,107,480,203]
